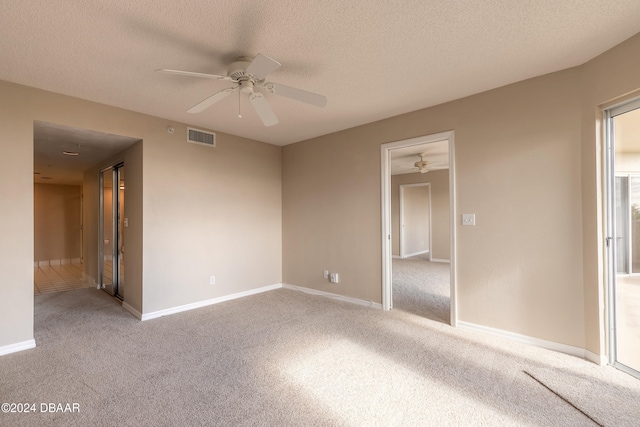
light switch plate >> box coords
[462,214,476,226]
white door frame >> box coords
[399,183,432,260]
[381,130,457,326]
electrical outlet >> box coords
[323,269,329,279]
[330,273,339,284]
[209,276,215,285]
[462,214,476,226]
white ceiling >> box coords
[2,1,640,147]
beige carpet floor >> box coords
[1,287,639,426]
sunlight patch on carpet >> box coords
[279,338,520,425]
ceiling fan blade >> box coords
[156,69,231,80]
[245,54,281,80]
[187,87,237,113]
[249,92,278,126]
[265,83,327,107]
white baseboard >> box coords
[140,283,283,321]
[122,302,142,319]
[585,350,607,366]
[430,258,450,263]
[458,321,589,360]
[403,250,429,258]
[283,283,383,309]
[0,339,36,356]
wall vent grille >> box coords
[187,127,216,147]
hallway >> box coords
[34,262,91,295]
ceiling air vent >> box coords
[187,127,216,147]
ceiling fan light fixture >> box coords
[414,153,431,173]
[239,80,254,94]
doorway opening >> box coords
[100,163,125,300]
[33,121,139,300]
[381,131,456,325]
[605,99,640,379]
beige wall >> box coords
[121,145,143,312]
[282,132,382,302]
[33,184,82,262]
[0,80,281,350]
[0,88,35,348]
[392,170,450,260]
[142,122,281,313]
[283,63,585,347]
[282,32,640,354]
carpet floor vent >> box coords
[187,127,216,147]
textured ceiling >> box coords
[2,1,640,146]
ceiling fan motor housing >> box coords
[228,58,255,81]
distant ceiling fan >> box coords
[414,153,433,173]
[156,54,327,127]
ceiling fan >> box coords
[412,153,446,173]
[156,54,327,127]
[414,153,435,173]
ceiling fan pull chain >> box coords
[238,88,242,118]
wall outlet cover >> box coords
[462,214,476,226]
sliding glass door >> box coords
[606,100,640,378]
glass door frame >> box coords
[605,98,640,379]
[99,162,124,299]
